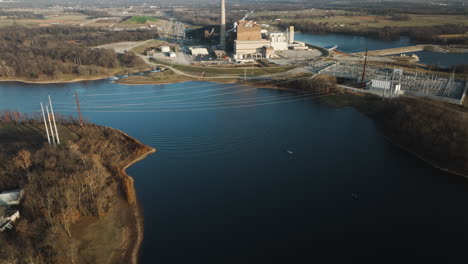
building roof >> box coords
[237,22,262,41]
[0,189,23,206]
[189,48,209,55]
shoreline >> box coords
[382,134,468,179]
[121,147,156,264]
[0,75,112,84]
[111,127,156,264]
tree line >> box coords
[0,26,156,80]
[0,10,44,19]
[279,21,468,45]
[0,116,148,263]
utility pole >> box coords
[45,105,56,145]
[40,102,51,145]
[75,92,84,127]
[244,68,247,80]
[49,95,60,144]
[361,49,368,89]
[383,71,388,100]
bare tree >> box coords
[13,149,32,173]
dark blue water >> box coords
[400,50,468,68]
[1,80,468,262]
[296,32,468,67]
[295,32,412,53]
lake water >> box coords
[1,80,468,262]
[296,32,468,67]
[400,50,468,68]
[295,32,413,53]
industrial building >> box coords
[230,21,305,60]
[0,189,23,232]
[216,0,308,61]
[233,20,270,60]
[190,47,209,56]
[0,189,23,206]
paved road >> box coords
[101,39,309,80]
[138,53,308,80]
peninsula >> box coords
[0,116,154,263]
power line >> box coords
[56,75,314,108]
[54,74,312,106]
[55,91,339,113]
[55,89,335,110]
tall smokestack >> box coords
[288,26,294,44]
[220,0,226,50]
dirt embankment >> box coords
[110,128,156,264]
[69,127,155,264]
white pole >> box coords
[49,95,60,144]
[40,102,51,145]
[46,105,56,145]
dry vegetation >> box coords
[0,26,153,81]
[118,70,195,84]
[0,112,152,263]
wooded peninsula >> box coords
[0,114,154,263]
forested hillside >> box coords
[0,114,153,263]
[0,26,156,80]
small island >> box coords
[0,114,154,263]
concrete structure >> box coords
[0,189,23,206]
[0,208,19,232]
[169,52,177,58]
[372,79,392,90]
[269,32,288,51]
[264,47,275,59]
[213,50,227,58]
[160,46,171,53]
[220,0,226,50]
[288,26,294,44]
[234,40,270,59]
[0,189,23,232]
[189,47,209,56]
[352,45,426,56]
[234,21,270,60]
[232,20,299,59]
[237,21,262,41]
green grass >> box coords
[125,16,158,24]
[151,58,295,77]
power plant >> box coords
[220,0,226,50]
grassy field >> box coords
[152,58,295,77]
